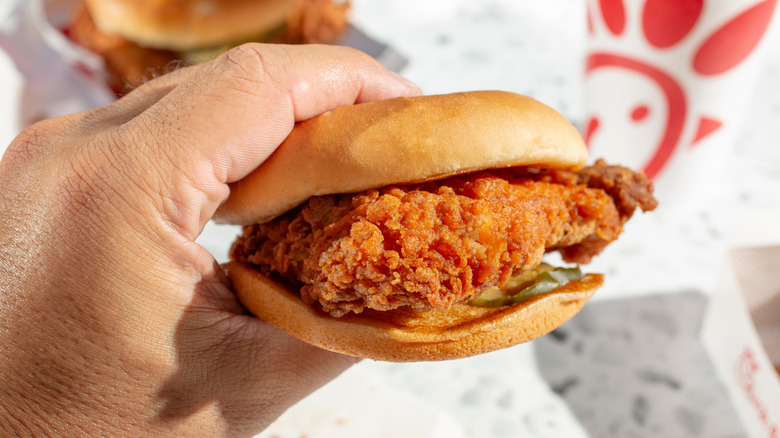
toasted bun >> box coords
[226,261,602,362]
[84,0,298,50]
[215,90,588,225]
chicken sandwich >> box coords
[68,0,351,94]
[216,91,657,362]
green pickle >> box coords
[468,263,583,308]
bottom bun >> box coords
[225,261,603,362]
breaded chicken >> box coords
[231,160,656,316]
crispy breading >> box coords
[273,0,351,44]
[231,162,656,316]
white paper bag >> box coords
[702,209,780,438]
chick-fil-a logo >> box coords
[585,0,777,180]
[736,347,778,438]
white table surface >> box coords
[2,1,780,437]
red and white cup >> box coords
[583,0,778,208]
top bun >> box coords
[216,90,588,225]
[84,0,298,50]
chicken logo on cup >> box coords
[584,0,777,204]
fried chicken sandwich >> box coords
[67,0,351,94]
[215,91,658,362]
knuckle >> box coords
[0,116,163,244]
[215,43,289,88]
[3,119,59,168]
[221,44,269,78]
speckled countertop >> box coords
[1,1,779,437]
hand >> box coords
[0,44,420,437]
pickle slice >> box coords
[469,265,583,308]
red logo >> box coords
[585,0,777,180]
[736,347,779,437]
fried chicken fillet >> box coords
[231,160,656,317]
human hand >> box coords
[0,44,420,437]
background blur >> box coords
[1,1,780,437]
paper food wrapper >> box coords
[584,0,778,209]
[702,208,780,438]
[0,0,406,129]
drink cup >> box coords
[584,0,778,208]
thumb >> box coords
[158,272,358,437]
[129,44,421,240]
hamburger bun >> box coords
[216,90,588,225]
[70,0,351,95]
[227,261,602,361]
[84,0,298,51]
[219,90,603,362]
